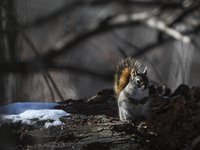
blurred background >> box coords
[1,0,200,106]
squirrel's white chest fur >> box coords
[118,83,150,122]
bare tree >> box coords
[1,0,200,105]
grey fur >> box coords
[118,73,151,122]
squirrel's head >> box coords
[130,67,149,91]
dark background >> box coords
[1,0,200,106]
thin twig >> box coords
[21,32,64,102]
[42,73,55,102]
[145,17,190,43]
[158,1,200,41]
[1,1,65,102]
[113,31,163,83]
[21,32,55,102]
[169,2,200,26]
[45,71,65,101]
[42,9,191,63]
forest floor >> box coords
[0,84,200,150]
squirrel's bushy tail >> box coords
[114,57,142,98]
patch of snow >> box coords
[0,102,70,127]
[45,120,64,128]
[0,102,59,114]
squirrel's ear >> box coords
[131,68,137,76]
[143,66,147,75]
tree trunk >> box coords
[2,0,18,105]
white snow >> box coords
[0,102,70,128]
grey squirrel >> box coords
[114,57,150,122]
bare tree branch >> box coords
[1,1,200,87]
[45,70,65,102]
[0,6,196,80]
[113,31,163,83]
[169,2,200,26]
[145,17,190,43]
[21,32,64,102]
[158,1,200,41]
[0,61,114,83]
[42,10,190,63]
[42,72,55,103]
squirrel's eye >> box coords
[136,78,140,84]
